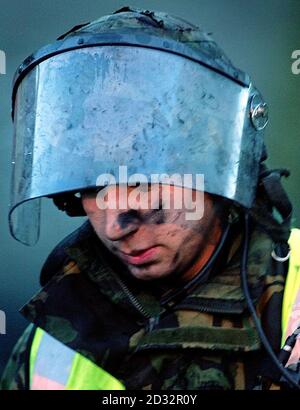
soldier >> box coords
[1,7,300,390]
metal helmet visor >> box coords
[10,45,264,245]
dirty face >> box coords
[81,184,225,281]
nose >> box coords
[105,209,141,241]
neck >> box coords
[180,223,223,283]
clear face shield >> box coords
[10,41,268,245]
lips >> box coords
[119,246,159,265]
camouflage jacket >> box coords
[1,219,286,390]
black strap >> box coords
[251,165,292,245]
[260,168,292,237]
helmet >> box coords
[10,6,269,245]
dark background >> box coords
[0,0,299,376]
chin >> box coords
[129,264,172,281]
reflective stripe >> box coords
[281,228,300,345]
[67,352,125,390]
[29,327,43,386]
[30,328,125,390]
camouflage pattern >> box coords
[0,215,286,390]
[61,6,244,84]
[0,324,34,390]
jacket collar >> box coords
[20,221,274,371]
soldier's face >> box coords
[81,184,224,281]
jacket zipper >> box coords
[115,271,245,318]
[174,299,246,315]
[113,267,246,320]
[113,273,151,319]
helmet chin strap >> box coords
[160,219,232,308]
[241,211,300,390]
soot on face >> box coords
[116,207,166,230]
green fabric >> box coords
[0,324,34,390]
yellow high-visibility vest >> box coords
[281,228,300,345]
[29,327,125,390]
[29,229,300,390]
